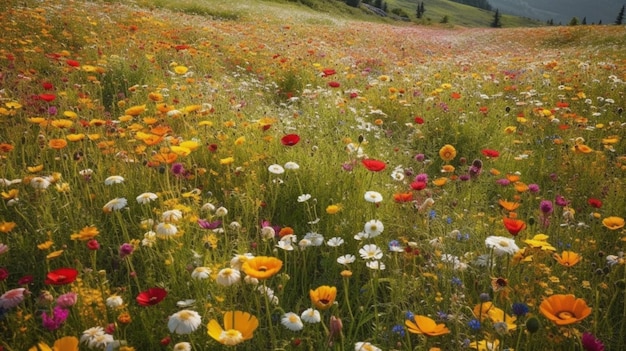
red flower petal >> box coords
[361,159,386,172]
[281,134,300,146]
[328,81,341,88]
[322,68,336,77]
[410,181,427,191]
[45,267,78,285]
[39,93,56,102]
[66,59,80,67]
[136,287,167,306]
[587,198,602,208]
[503,217,526,236]
[481,149,500,158]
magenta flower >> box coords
[41,306,69,331]
[56,292,78,309]
[582,332,605,351]
[119,243,134,258]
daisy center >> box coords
[499,240,509,247]
[220,329,244,346]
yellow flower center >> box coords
[557,311,575,320]
[178,311,192,320]
[499,240,509,247]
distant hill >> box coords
[486,0,624,24]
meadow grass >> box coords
[0,0,625,350]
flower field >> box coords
[1,0,625,350]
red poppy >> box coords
[451,92,462,99]
[349,92,358,99]
[361,159,386,172]
[45,267,78,285]
[479,106,489,114]
[393,192,413,202]
[136,287,167,306]
[322,68,336,77]
[42,81,54,90]
[410,180,427,191]
[328,81,341,88]
[174,44,190,51]
[481,149,500,158]
[66,59,80,67]
[414,116,424,124]
[39,94,56,102]
[281,134,300,146]
[587,198,602,208]
[503,217,526,236]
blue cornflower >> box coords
[451,276,463,286]
[405,311,415,320]
[468,318,481,331]
[512,302,530,317]
[391,324,405,337]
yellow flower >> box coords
[0,221,16,233]
[405,315,450,336]
[241,256,283,280]
[438,144,456,161]
[309,285,337,310]
[46,250,64,259]
[71,226,99,241]
[207,311,259,346]
[602,216,625,230]
[326,204,341,214]
[220,157,235,165]
[29,336,79,351]
[553,251,582,267]
[432,177,448,186]
[124,105,146,116]
[174,65,189,75]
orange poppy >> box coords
[498,199,520,212]
[539,294,591,326]
[553,251,582,267]
[602,216,625,230]
[393,192,414,203]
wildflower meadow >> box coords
[1,0,625,350]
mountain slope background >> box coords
[487,0,624,24]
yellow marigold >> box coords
[125,105,146,116]
[438,144,457,162]
[0,221,17,233]
[220,157,235,165]
[326,204,341,215]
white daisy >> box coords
[216,268,241,286]
[105,295,124,309]
[281,312,304,331]
[363,219,384,238]
[136,192,158,204]
[485,236,520,256]
[298,238,312,249]
[162,209,183,223]
[304,232,324,246]
[104,175,124,185]
[297,194,312,202]
[326,237,344,247]
[300,308,321,323]
[355,341,382,351]
[364,191,383,203]
[30,176,51,189]
[155,222,178,237]
[366,260,386,270]
[337,254,356,265]
[173,342,192,351]
[268,164,285,174]
[359,244,383,260]
[191,267,212,280]
[284,161,300,170]
[215,206,228,217]
[260,226,276,240]
[230,253,255,269]
[167,309,202,335]
[102,197,127,212]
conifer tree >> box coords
[490,9,502,28]
[346,0,361,7]
[616,5,625,25]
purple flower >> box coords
[342,162,354,171]
[555,195,569,207]
[171,162,185,176]
[415,173,428,183]
[414,153,425,162]
[496,178,510,186]
[539,200,554,214]
[56,292,78,309]
[528,183,540,193]
[581,332,605,351]
[198,219,222,230]
[459,174,471,181]
[41,306,69,331]
[119,243,134,258]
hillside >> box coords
[487,0,624,25]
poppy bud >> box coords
[526,317,540,333]
[329,316,343,341]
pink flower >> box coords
[0,288,27,309]
[56,292,78,309]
